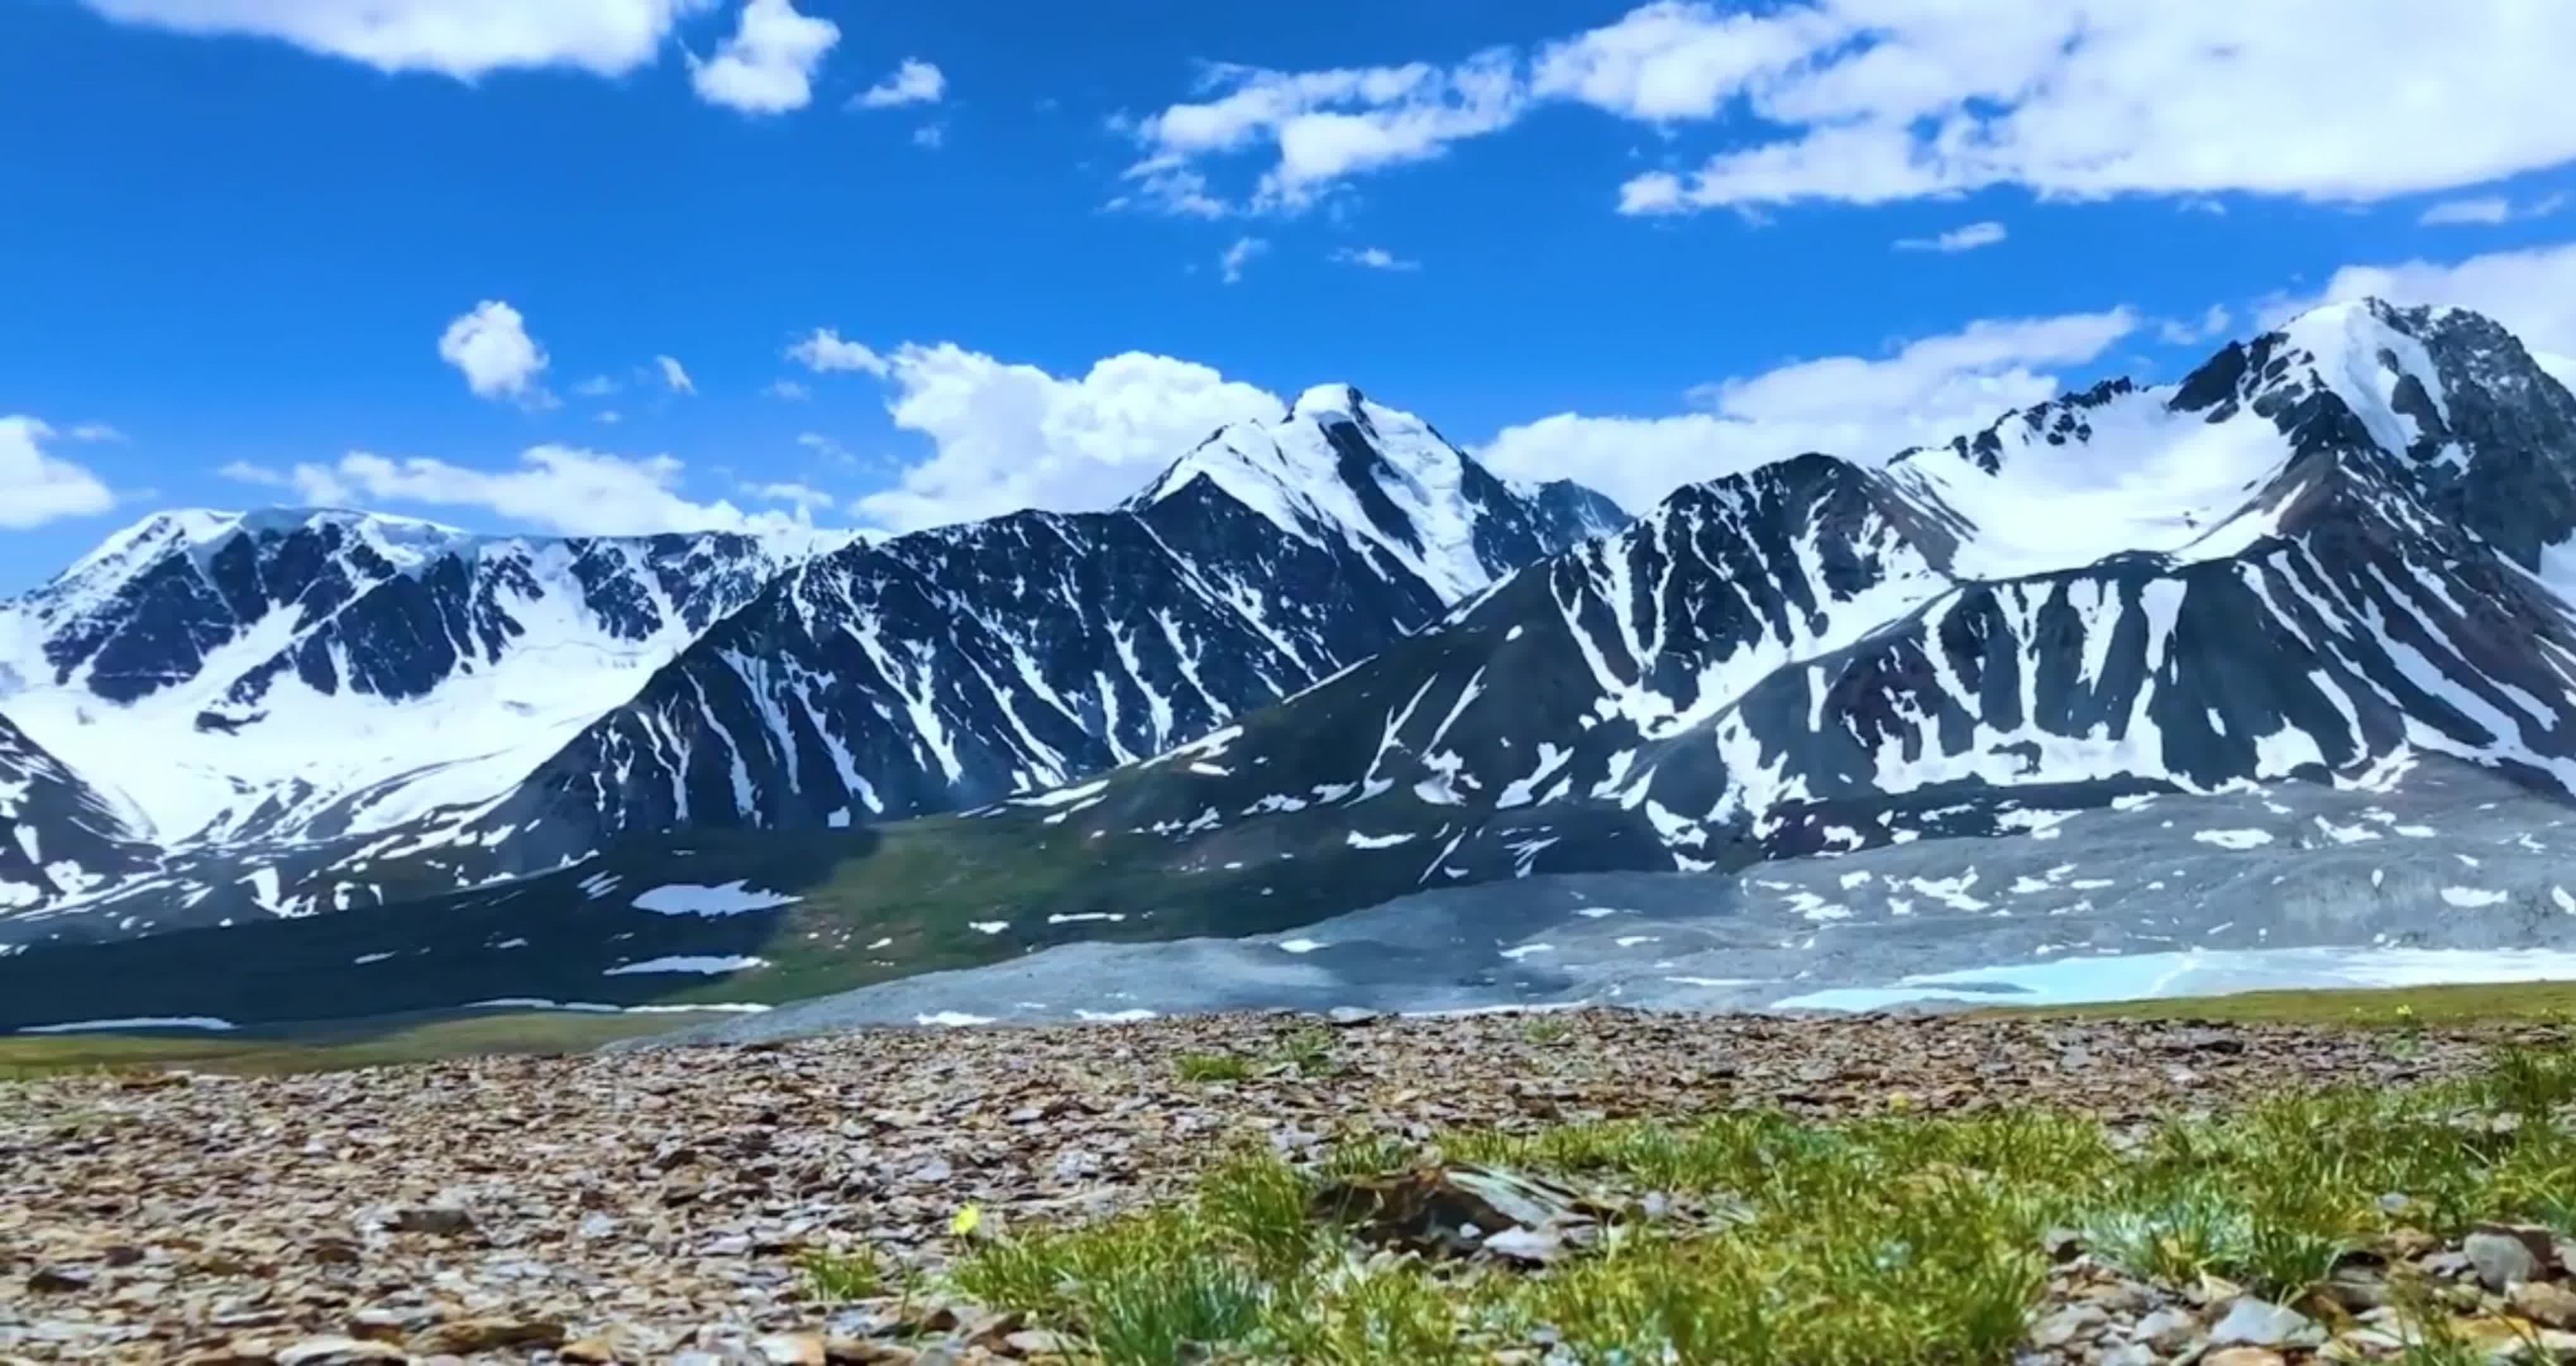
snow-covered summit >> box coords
[1131,384,1622,602]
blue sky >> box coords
[6,0,2576,591]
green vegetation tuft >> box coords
[940,1041,2576,1364]
[1175,1052,1256,1083]
[799,1248,886,1303]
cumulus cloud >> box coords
[1894,221,2006,253]
[654,354,695,393]
[236,445,819,538]
[78,0,709,79]
[1331,246,1420,271]
[2265,239,2576,389]
[1218,235,1270,283]
[690,0,837,114]
[786,328,888,375]
[1480,307,2140,512]
[855,58,945,108]
[0,417,117,529]
[1120,1,2576,217]
[438,300,551,405]
[854,346,1282,531]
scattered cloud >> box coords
[596,410,625,424]
[1218,235,1270,283]
[786,328,889,376]
[0,417,116,528]
[1331,245,1420,271]
[2156,304,2235,347]
[854,345,1280,531]
[766,379,813,401]
[273,445,823,538]
[690,0,838,115]
[572,374,621,398]
[654,354,695,394]
[438,300,551,406]
[795,432,854,464]
[1119,1,2576,217]
[856,57,945,109]
[1893,221,2006,253]
[217,458,350,505]
[745,480,837,518]
[2265,239,2576,389]
[2418,192,2568,226]
[1120,48,1525,214]
[77,0,706,80]
[912,122,947,149]
[1480,306,2140,512]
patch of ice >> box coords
[20,1016,238,1033]
[603,954,770,976]
[631,881,801,917]
[916,1011,995,1027]
[1278,938,1324,954]
[2192,828,2275,851]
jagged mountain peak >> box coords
[1131,384,1619,603]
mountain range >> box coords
[0,385,1621,944]
[5,299,2576,1030]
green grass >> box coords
[1176,1052,1256,1083]
[799,1248,886,1302]
[0,1010,738,1080]
[933,1042,2576,1365]
[2003,978,2576,1027]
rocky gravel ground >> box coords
[0,1009,2541,1363]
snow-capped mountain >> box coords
[958,300,2576,883]
[11,299,2576,1026]
[388,385,1624,873]
[0,509,819,847]
[0,388,1622,940]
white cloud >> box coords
[572,374,621,398]
[1120,1,2576,216]
[1331,246,1420,271]
[596,410,625,424]
[217,458,352,505]
[1121,48,1526,213]
[64,423,125,443]
[1604,0,2576,214]
[2420,197,2512,226]
[654,354,695,393]
[2268,239,2576,389]
[78,0,709,80]
[912,122,947,149]
[1481,307,2140,512]
[766,379,813,400]
[856,58,945,109]
[854,345,1282,531]
[1218,235,1270,283]
[0,417,116,529]
[288,445,820,537]
[438,300,550,405]
[795,432,853,464]
[746,480,837,517]
[2419,192,2568,226]
[690,0,837,115]
[786,328,888,375]
[1894,221,2006,253]
[2156,304,2235,347]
